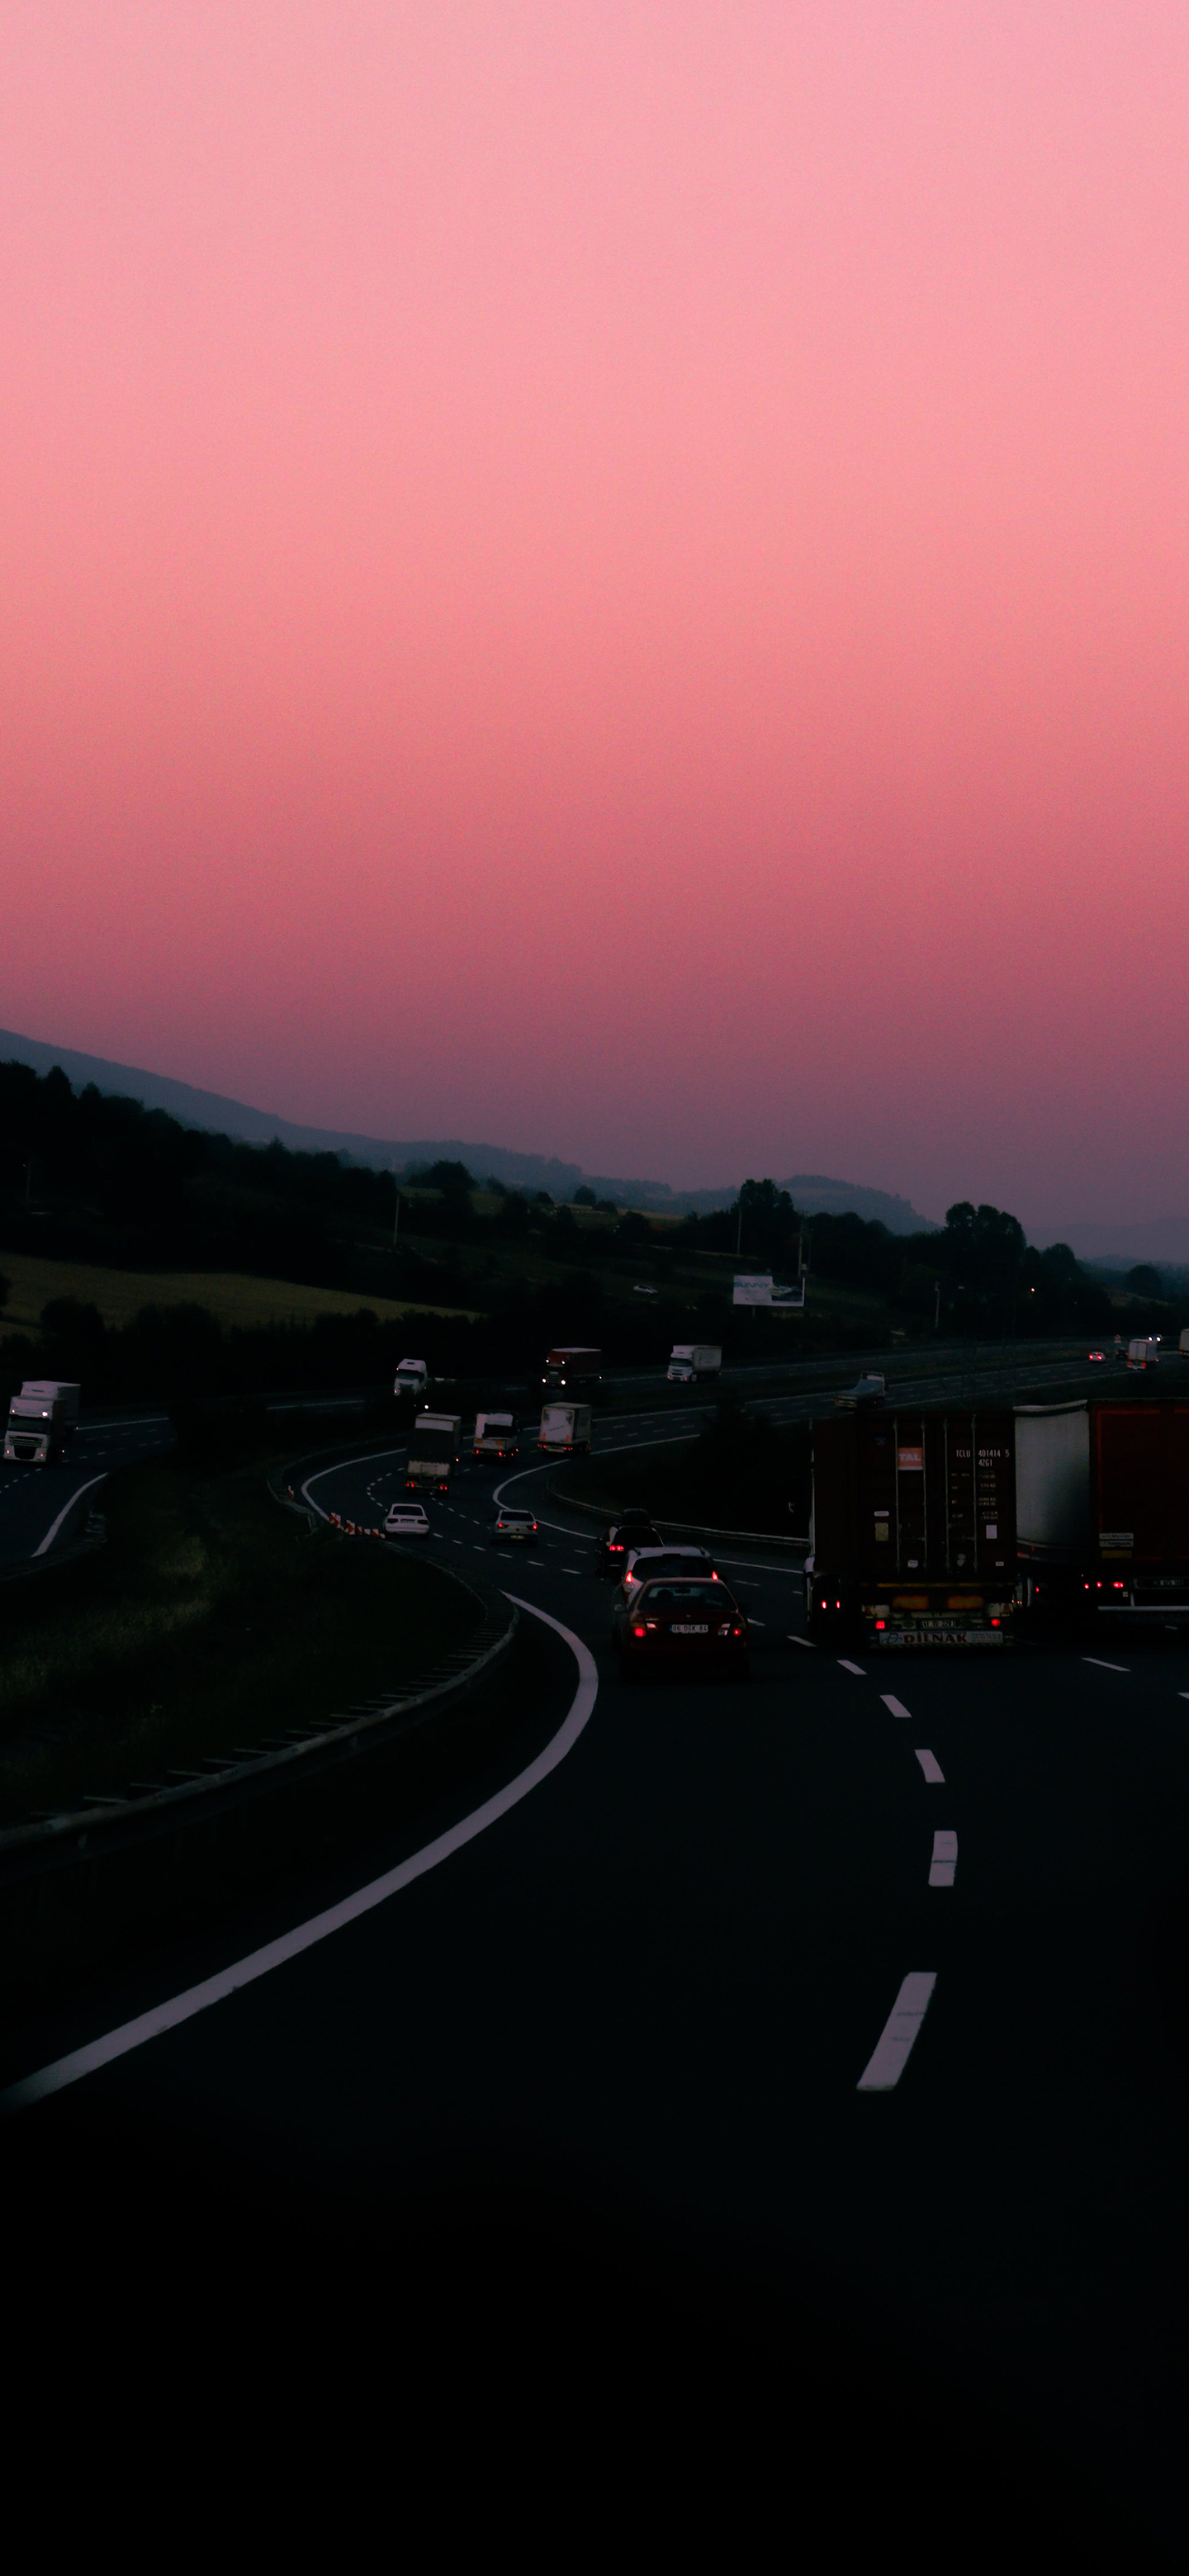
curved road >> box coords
[2,1376,1186,2554]
[0,1409,173,1567]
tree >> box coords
[573,1186,596,1207]
[1125,1263,1163,1297]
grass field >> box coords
[0,1461,483,1826]
[0,1248,477,1333]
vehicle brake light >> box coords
[1113,1580,1125,1590]
[632,1626,646,1638]
[874,1619,886,1629]
[990,1618,1000,1627]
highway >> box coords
[0,1409,173,1568]
[2,1374,1186,2554]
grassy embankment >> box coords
[0,1459,482,1827]
[0,1248,478,1331]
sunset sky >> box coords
[2,4,1187,1229]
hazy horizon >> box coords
[3,7,1188,1236]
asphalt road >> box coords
[0,1409,173,1567]
[2,1381,1186,2556]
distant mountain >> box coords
[778,1173,939,1236]
[1055,1216,1189,1267]
[0,1025,936,1229]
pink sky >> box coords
[2,3,1187,1229]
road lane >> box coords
[3,1395,1187,2550]
[0,1413,173,1567]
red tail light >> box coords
[874,1619,886,1629]
[632,1625,646,1638]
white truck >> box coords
[538,1402,593,1455]
[1127,1338,1160,1369]
[394,1357,432,1401]
[666,1343,722,1384]
[20,1378,81,1431]
[473,1412,519,1461]
[405,1412,462,1493]
[4,1385,73,1466]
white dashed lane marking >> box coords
[1083,1656,1129,1673]
[915,1750,945,1783]
[856,1973,937,2091]
[838,1659,865,1676]
[929,1831,958,1887]
[788,1634,815,1648]
[881,1694,912,1719]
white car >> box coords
[623,1543,716,1589]
[385,1501,431,1539]
[490,1507,538,1546]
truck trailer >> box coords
[538,1403,593,1455]
[405,1412,462,1493]
[1016,1396,1189,1619]
[806,1408,1016,1646]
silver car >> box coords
[385,1501,431,1539]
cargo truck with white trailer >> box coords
[1016,1395,1189,1620]
[394,1358,432,1401]
[538,1403,593,1455]
[666,1344,722,1383]
[3,1386,73,1466]
[405,1412,462,1494]
[473,1411,519,1461]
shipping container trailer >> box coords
[807,1409,1016,1646]
[538,1402,593,1454]
[405,1412,462,1493]
[542,1347,601,1391]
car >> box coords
[612,1574,748,1680]
[490,1507,538,1546]
[385,1501,431,1539]
[1087,1351,1105,1363]
[834,1373,886,1409]
[598,1513,661,1576]
[622,1544,716,1589]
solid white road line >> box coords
[856,1972,937,2091]
[929,1830,958,1887]
[0,1595,598,2121]
[301,1447,408,1513]
[838,1659,865,1676]
[880,1693,912,1719]
[1082,1656,1129,1673]
[33,1473,108,1557]
[915,1749,945,1783]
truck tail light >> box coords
[874,1618,886,1630]
[633,1626,646,1638]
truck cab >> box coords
[395,1358,432,1401]
[4,1389,69,1466]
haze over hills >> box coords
[0,1024,944,1237]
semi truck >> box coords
[666,1344,722,1383]
[1016,1395,1189,1620]
[394,1358,432,1401]
[20,1379,80,1432]
[3,1385,74,1466]
[538,1403,593,1455]
[542,1347,601,1392]
[806,1408,1016,1646]
[473,1411,519,1461]
[405,1412,462,1494]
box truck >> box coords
[1127,1338,1160,1369]
[538,1403,593,1455]
[666,1344,722,1383]
[542,1347,601,1391]
[405,1412,462,1493]
[473,1411,519,1461]
[806,1409,1016,1646]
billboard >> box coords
[732,1274,805,1308]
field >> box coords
[0,1249,477,1333]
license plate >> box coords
[670,1624,708,1635]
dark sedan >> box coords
[597,1513,661,1576]
[612,1575,748,1681]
